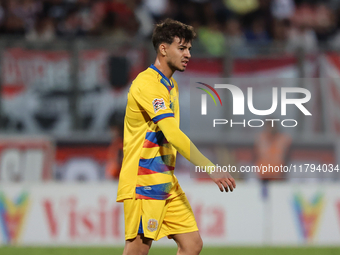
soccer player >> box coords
[117,19,236,255]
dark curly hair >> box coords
[152,18,196,52]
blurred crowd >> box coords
[1,0,340,55]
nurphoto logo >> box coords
[196,82,312,128]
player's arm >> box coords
[157,117,236,192]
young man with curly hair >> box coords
[117,19,236,255]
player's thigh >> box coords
[123,234,153,255]
[172,231,203,255]
[162,193,198,234]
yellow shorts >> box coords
[123,193,198,241]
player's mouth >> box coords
[182,60,189,67]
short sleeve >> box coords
[131,82,174,123]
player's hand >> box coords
[209,171,236,192]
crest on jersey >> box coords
[153,98,166,113]
[147,219,158,232]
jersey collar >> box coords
[150,64,174,92]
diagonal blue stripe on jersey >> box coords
[145,131,167,146]
[139,155,175,173]
[136,183,172,200]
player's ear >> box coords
[159,43,167,56]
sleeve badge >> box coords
[153,98,166,113]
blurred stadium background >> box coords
[1,0,340,254]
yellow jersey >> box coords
[117,64,183,202]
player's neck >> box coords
[153,59,174,80]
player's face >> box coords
[166,37,192,72]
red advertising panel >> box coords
[0,136,54,182]
[55,144,109,181]
[2,48,71,98]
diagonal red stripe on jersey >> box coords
[135,194,157,200]
[138,166,159,175]
[143,140,159,148]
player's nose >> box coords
[185,49,191,58]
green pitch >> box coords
[1,247,340,255]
